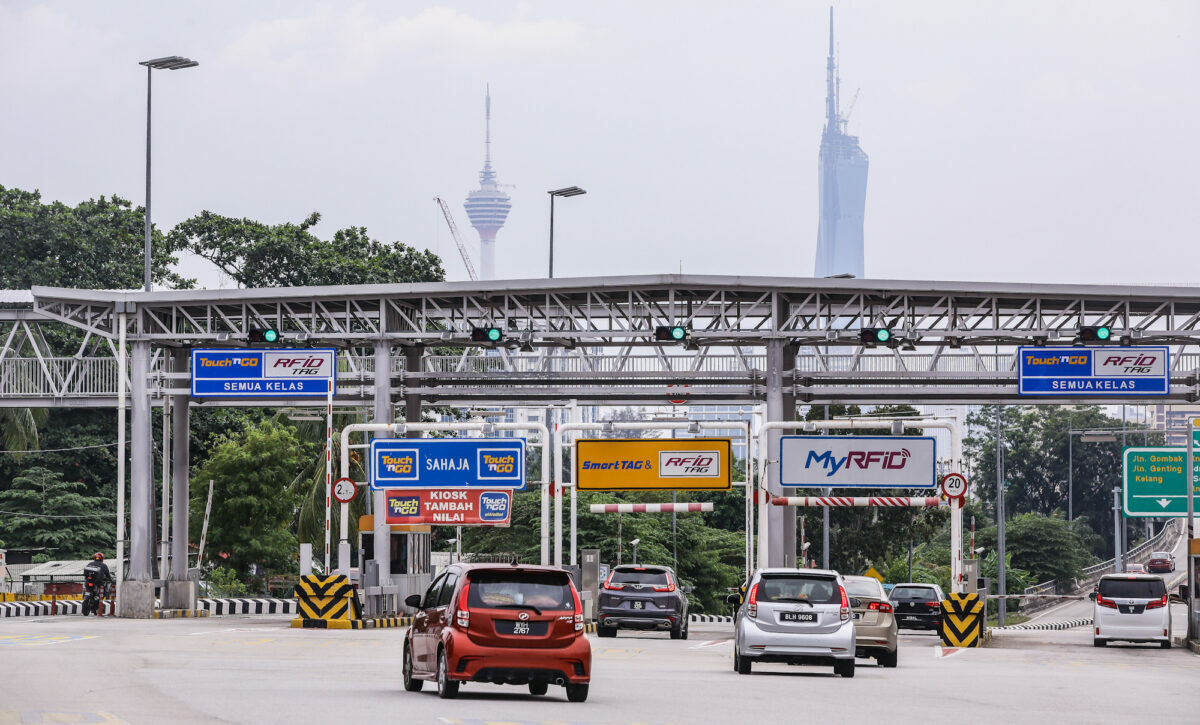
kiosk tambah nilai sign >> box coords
[384,490,512,526]
[778,436,937,489]
[575,439,732,491]
[369,438,526,490]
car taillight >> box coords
[1096,594,1117,609]
[571,584,584,631]
[868,601,893,613]
[747,583,759,619]
[455,581,471,628]
[1146,595,1167,610]
[653,573,676,593]
[925,601,941,608]
[839,586,850,622]
[602,572,624,590]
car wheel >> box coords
[681,617,689,641]
[528,681,548,696]
[1160,639,1171,650]
[878,649,898,668]
[834,659,855,678]
[565,683,589,703]
[670,621,683,640]
[403,645,423,692]
[597,625,617,638]
[1093,639,1107,648]
[436,649,459,699]
[735,652,752,675]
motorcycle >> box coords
[82,577,110,616]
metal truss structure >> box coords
[2,274,1198,406]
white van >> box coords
[1092,574,1171,649]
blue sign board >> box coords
[191,348,337,398]
[370,438,526,491]
[1017,346,1169,396]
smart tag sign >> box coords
[369,438,526,491]
[1017,346,1169,396]
[191,348,337,398]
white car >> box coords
[730,568,857,678]
[1092,574,1171,649]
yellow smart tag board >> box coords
[575,438,732,491]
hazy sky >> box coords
[2,1,1197,288]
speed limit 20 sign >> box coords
[333,477,359,504]
[940,473,968,499]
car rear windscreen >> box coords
[757,575,840,604]
[1150,552,1170,559]
[467,571,574,610]
[611,569,670,586]
[844,579,883,598]
[1099,578,1166,599]
[890,586,939,600]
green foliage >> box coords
[190,420,314,582]
[0,467,112,557]
[206,566,250,597]
[168,210,444,288]
[0,185,190,289]
[973,513,1094,585]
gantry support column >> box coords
[121,339,155,617]
[765,338,797,568]
[167,348,195,609]
[372,340,394,609]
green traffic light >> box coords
[263,329,278,343]
[486,328,502,342]
[671,326,686,341]
[1096,326,1111,341]
[875,328,891,343]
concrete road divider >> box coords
[939,593,985,647]
[290,574,362,628]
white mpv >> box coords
[1092,574,1171,649]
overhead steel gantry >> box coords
[4,275,1200,615]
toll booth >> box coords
[357,516,432,616]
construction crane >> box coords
[434,196,478,281]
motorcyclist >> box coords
[82,553,113,615]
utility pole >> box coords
[1068,410,1073,521]
[823,405,831,569]
[1113,486,1124,573]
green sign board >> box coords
[1122,436,1200,517]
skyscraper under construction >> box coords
[814,9,868,279]
[464,88,511,281]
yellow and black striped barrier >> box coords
[290,574,361,628]
[938,592,985,647]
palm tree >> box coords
[0,407,47,457]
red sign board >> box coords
[384,489,512,527]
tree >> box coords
[190,421,314,582]
[0,185,190,290]
[974,513,1092,585]
[0,467,113,557]
[168,210,444,288]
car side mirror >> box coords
[683,585,694,594]
[1088,592,1097,601]
[725,593,741,606]
[404,594,422,609]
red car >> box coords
[403,563,591,702]
[1146,551,1175,574]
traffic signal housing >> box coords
[859,328,892,345]
[655,325,688,343]
[1079,325,1112,343]
[248,327,280,344]
[471,326,504,344]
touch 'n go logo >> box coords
[478,492,510,521]
[388,496,420,517]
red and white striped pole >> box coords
[770,496,945,508]
[589,502,714,514]
[324,379,333,575]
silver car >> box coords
[730,568,856,678]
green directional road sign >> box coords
[1123,438,1200,517]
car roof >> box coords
[843,575,884,584]
[613,564,672,571]
[1150,552,1171,556]
[892,582,942,588]
[449,563,568,574]
[755,567,842,577]
[1098,573,1163,580]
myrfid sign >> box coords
[191,348,337,397]
[778,436,937,489]
[1017,346,1169,396]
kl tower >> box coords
[463,87,512,281]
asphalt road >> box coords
[1,615,1197,725]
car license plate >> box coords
[632,601,644,610]
[781,612,815,623]
[853,611,863,620]
[904,616,919,621]
[512,621,531,635]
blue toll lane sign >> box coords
[1017,346,1169,396]
[191,348,337,397]
[369,438,526,491]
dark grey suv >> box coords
[596,565,690,639]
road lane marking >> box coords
[688,639,730,649]
[0,634,98,647]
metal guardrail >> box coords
[1022,520,1179,604]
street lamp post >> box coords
[547,186,586,279]
[139,56,198,292]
